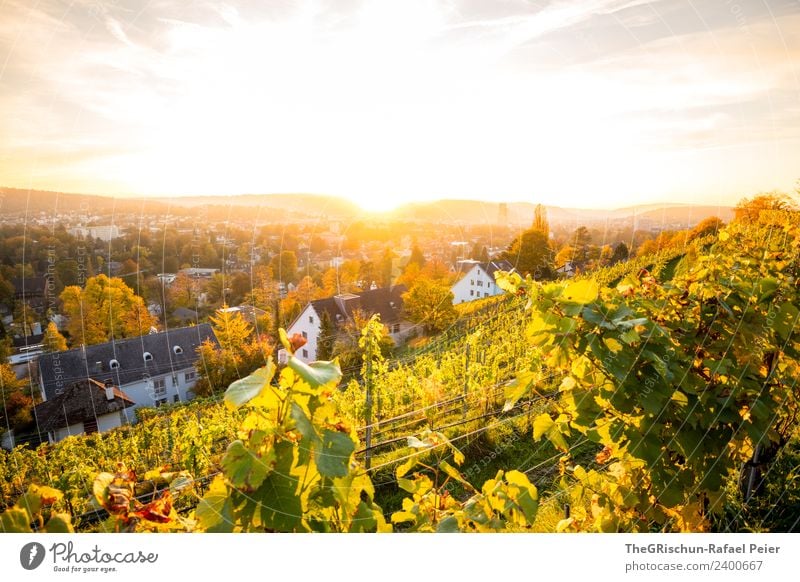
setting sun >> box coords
[1,1,798,208]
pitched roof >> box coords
[300,286,407,328]
[37,324,218,400]
[33,379,135,432]
[12,277,47,296]
[479,260,514,276]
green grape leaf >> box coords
[288,357,342,389]
[290,403,320,443]
[43,513,74,533]
[396,455,418,478]
[92,472,115,510]
[436,516,461,533]
[0,507,31,532]
[560,280,599,305]
[224,361,276,410]
[315,430,355,478]
[222,440,274,491]
[774,302,799,341]
[533,413,555,441]
[439,460,476,492]
[196,476,234,533]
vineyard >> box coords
[2,212,799,533]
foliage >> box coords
[502,228,554,279]
[42,321,67,352]
[92,466,194,532]
[402,278,458,335]
[193,347,390,532]
[1,484,74,532]
[60,275,157,346]
[734,192,796,223]
[499,213,800,531]
[390,430,540,532]
[209,306,253,352]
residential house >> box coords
[556,261,576,278]
[36,324,218,412]
[450,260,514,304]
[218,305,268,327]
[12,276,48,313]
[31,379,136,444]
[179,267,220,279]
[285,286,410,363]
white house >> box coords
[285,286,411,363]
[450,260,514,304]
[68,225,120,242]
[31,378,136,444]
[36,325,218,419]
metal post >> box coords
[364,356,373,470]
[745,444,762,502]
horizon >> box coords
[0,185,745,214]
[1,1,799,211]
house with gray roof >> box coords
[32,378,136,444]
[37,324,218,412]
[285,286,410,363]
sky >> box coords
[0,0,798,211]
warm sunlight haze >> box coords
[1,1,798,208]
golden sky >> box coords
[1,0,799,211]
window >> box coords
[153,378,166,397]
[143,351,153,363]
[470,279,475,286]
[109,359,120,370]
[391,323,400,334]
[155,398,168,407]
[173,395,180,403]
[173,345,183,355]
[470,290,474,296]
[484,292,489,298]
[302,331,308,339]
[302,349,309,358]
[477,280,483,287]
[83,418,98,434]
[184,370,197,383]
[309,315,314,324]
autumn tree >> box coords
[402,278,457,335]
[59,275,157,346]
[734,192,796,223]
[193,307,272,396]
[408,244,426,269]
[270,250,298,283]
[610,242,629,264]
[0,363,32,433]
[532,203,550,236]
[688,216,723,240]
[208,306,253,352]
[502,228,554,280]
[42,322,67,352]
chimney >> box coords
[104,379,115,401]
[32,321,42,336]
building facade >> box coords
[37,324,218,416]
[450,260,514,304]
[285,286,411,362]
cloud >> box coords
[0,0,798,205]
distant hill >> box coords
[0,187,733,226]
[162,194,362,219]
[391,199,734,227]
[0,187,171,216]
